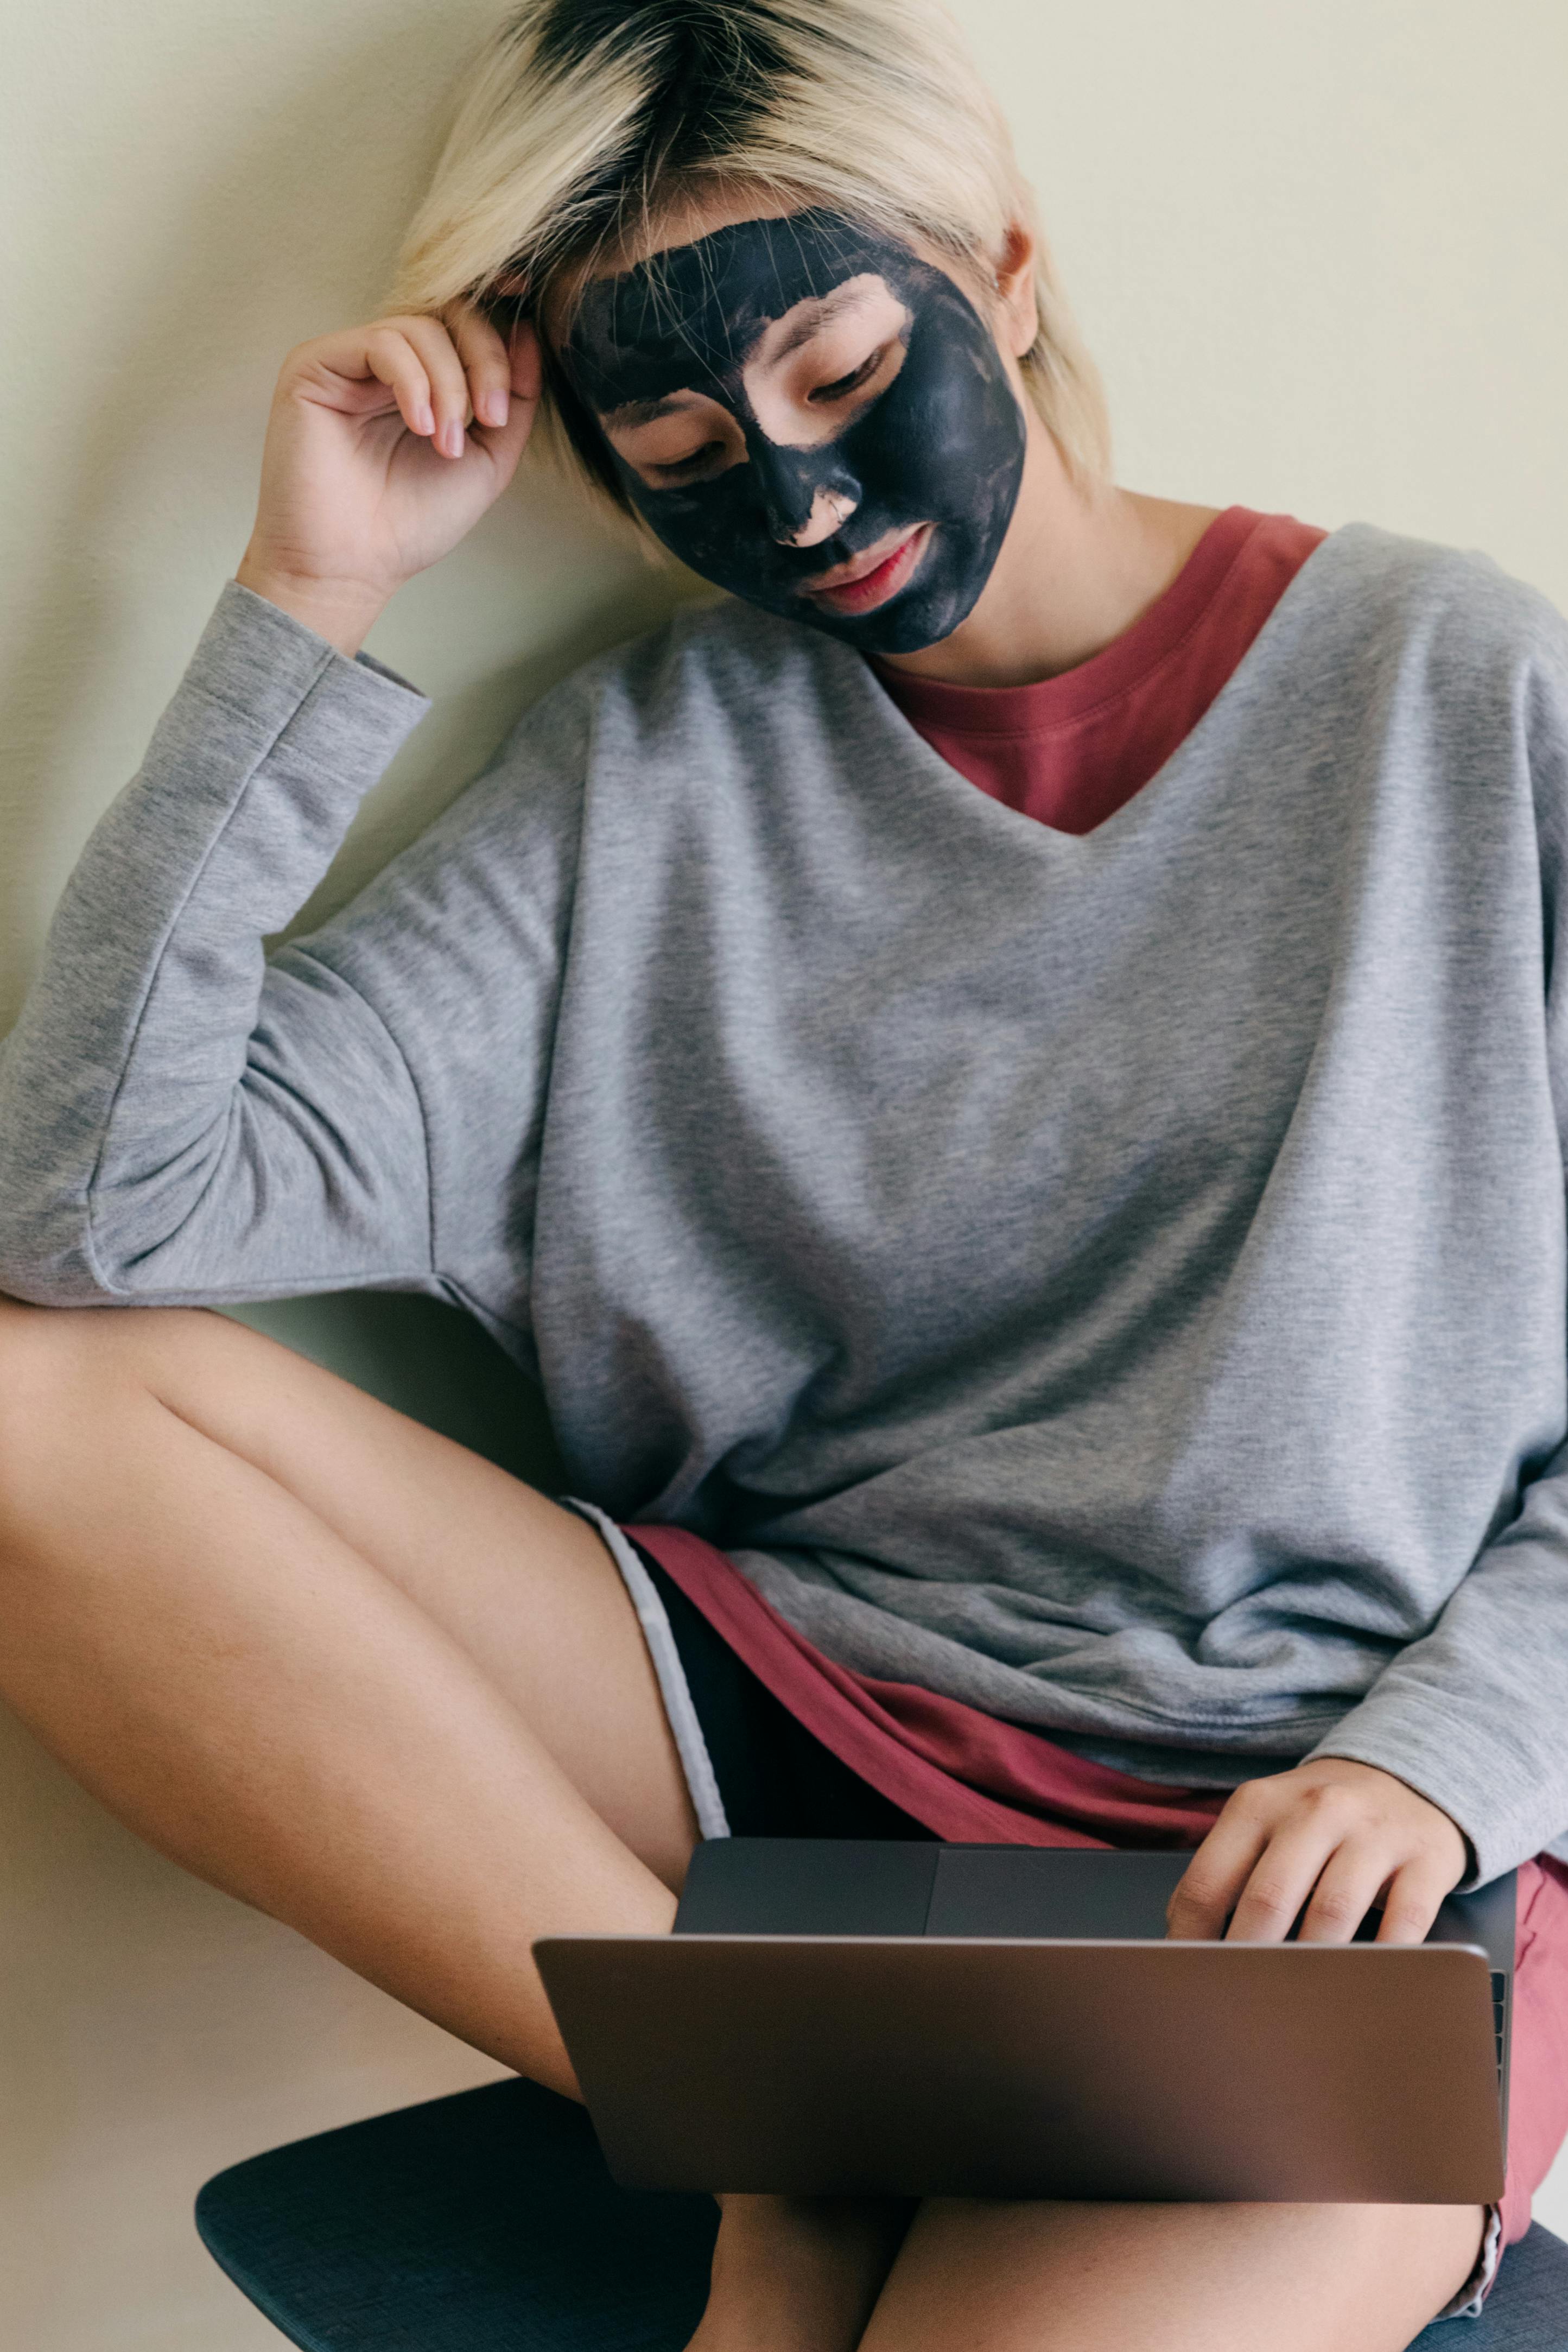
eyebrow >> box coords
[766,282,875,363]
[600,392,697,429]
[595,279,878,424]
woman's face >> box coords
[558,205,1029,656]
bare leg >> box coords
[0,1296,921,2347]
[0,1297,697,2092]
[686,2196,915,2352]
[6,1304,1477,2352]
[857,2196,1487,2352]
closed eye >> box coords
[809,348,887,405]
[650,439,731,481]
[600,391,745,488]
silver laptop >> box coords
[534,1841,1513,2202]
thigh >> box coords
[858,2196,1486,2352]
[2,1298,697,1882]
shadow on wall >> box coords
[0,0,709,1024]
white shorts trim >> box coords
[1432,2202,1503,2323]
[562,1499,731,1842]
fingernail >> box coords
[480,389,509,426]
[441,420,465,457]
[415,402,435,435]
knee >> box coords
[0,1290,211,1373]
[0,1297,94,1536]
[0,1291,94,1406]
[0,1295,215,1491]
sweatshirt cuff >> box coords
[179,578,432,787]
[1303,1692,1546,1888]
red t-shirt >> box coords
[873,504,1328,834]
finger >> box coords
[1373,1857,1457,1945]
[1166,1803,1275,1939]
[469,316,545,483]
[1225,1812,1353,1942]
[509,315,544,404]
[444,301,518,432]
[386,313,476,459]
[349,326,436,438]
[1294,1837,1396,1944]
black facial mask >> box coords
[562,210,1028,655]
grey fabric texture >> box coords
[2,526,1566,1884]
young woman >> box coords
[0,2,1564,2345]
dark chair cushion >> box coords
[195,2076,1568,2351]
[196,2079,716,2351]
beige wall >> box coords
[3,3,1566,2343]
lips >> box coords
[801,524,932,616]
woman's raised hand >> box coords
[234,306,543,656]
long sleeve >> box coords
[0,580,436,1304]
[1305,1463,1568,1882]
[1308,600,1568,1882]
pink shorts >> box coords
[1488,1855,1568,2304]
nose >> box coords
[780,488,860,548]
[749,438,861,548]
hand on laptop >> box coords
[1164,1757,1469,1946]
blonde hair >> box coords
[388,0,1113,518]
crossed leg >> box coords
[0,1297,1487,2350]
[682,2190,1483,2352]
[859,2195,1486,2352]
[0,1295,699,2089]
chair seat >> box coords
[198,2078,716,2351]
[195,2077,1568,2352]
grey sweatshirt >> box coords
[2,523,1566,1884]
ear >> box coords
[993,221,1038,360]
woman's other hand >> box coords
[1165,1757,1469,1945]
[234,307,543,655]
